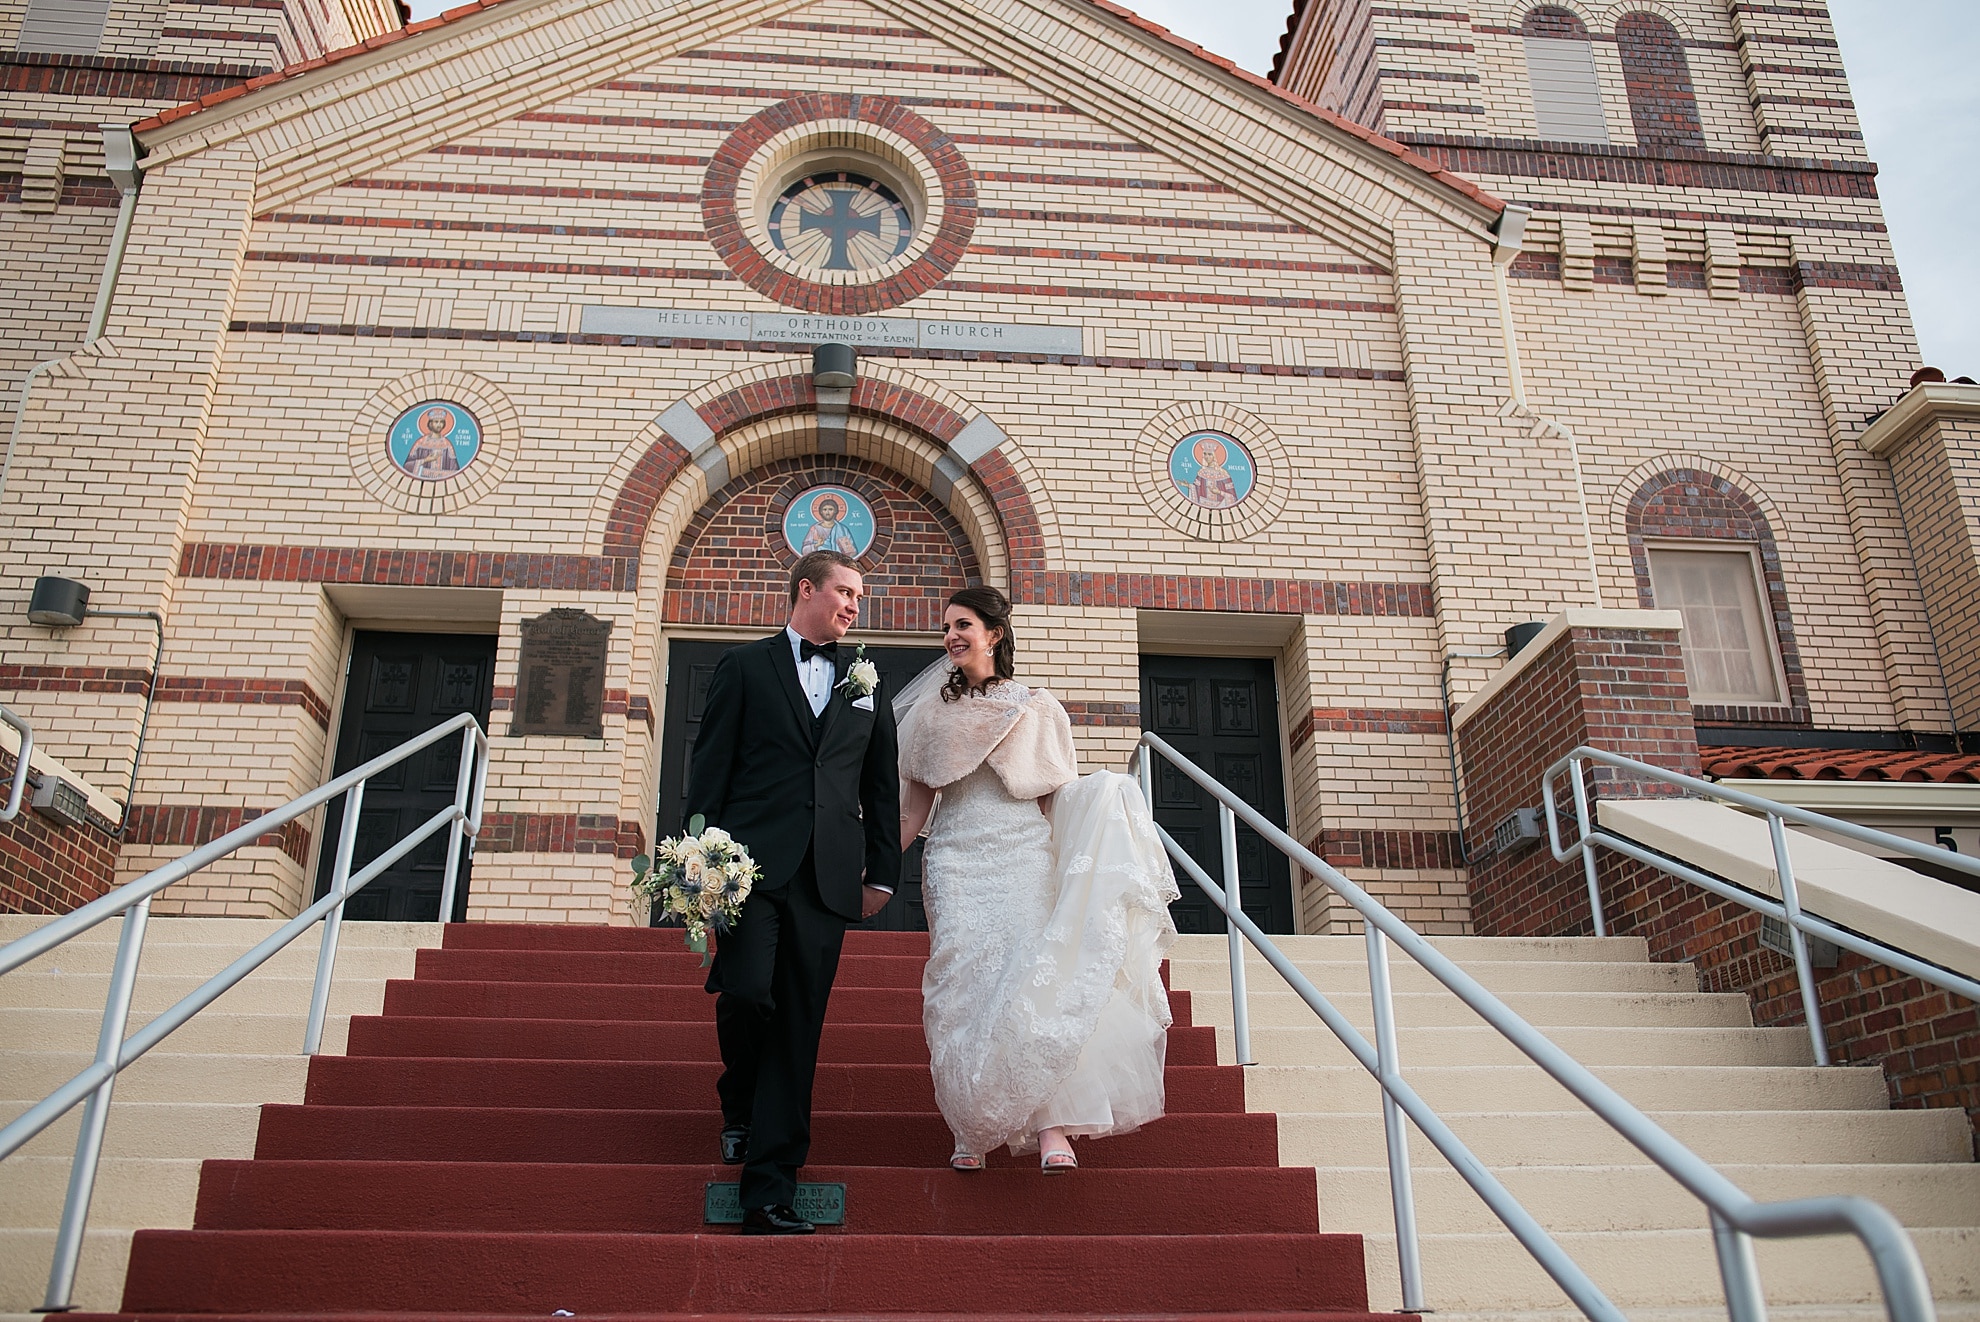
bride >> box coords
[896,586,1180,1172]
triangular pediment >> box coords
[135,0,1501,266]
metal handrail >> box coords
[1138,731,1936,1322]
[0,703,30,822]
[0,710,489,1312]
[1543,745,1980,1069]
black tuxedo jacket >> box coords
[684,632,901,921]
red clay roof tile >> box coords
[1703,747,1980,784]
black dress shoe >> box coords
[719,1125,750,1165]
[740,1204,815,1235]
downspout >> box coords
[86,125,143,342]
[1,128,142,507]
[1489,205,1605,607]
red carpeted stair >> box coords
[76,925,1394,1321]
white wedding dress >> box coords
[905,681,1181,1157]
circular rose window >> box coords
[768,173,915,274]
[704,94,977,313]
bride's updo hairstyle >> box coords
[941,586,1016,702]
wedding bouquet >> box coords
[630,814,758,962]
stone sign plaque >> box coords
[513,609,611,738]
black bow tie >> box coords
[799,639,838,661]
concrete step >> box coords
[0,1051,307,1103]
[0,1227,132,1315]
[1360,1224,1979,1310]
[0,1156,203,1228]
[1170,958,1701,995]
[5,940,421,981]
[2,1099,266,1161]
[0,971,390,1016]
[1183,988,1753,1029]
[1,1008,352,1056]
[1218,1023,1813,1068]
[1242,1062,1893,1115]
[1169,934,1655,964]
[0,916,440,948]
[1278,1108,1975,1168]
[1317,1162,1980,1233]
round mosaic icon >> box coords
[387,401,481,481]
[1169,431,1255,510]
[783,485,877,559]
[768,172,915,274]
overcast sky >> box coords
[401,0,1975,375]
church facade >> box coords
[2,0,1974,943]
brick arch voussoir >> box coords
[597,371,1047,583]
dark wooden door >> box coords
[657,638,944,931]
[314,631,496,922]
[1140,655,1294,934]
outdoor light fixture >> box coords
[22,574,163,836]
[812,342,856,389]
[1505,620,1548,660]
[27,576,89,627]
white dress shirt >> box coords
[786,626,835,717]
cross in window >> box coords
[799,187,883,271]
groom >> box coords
[685,549,900,1234]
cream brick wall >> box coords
[0,0,1950,932]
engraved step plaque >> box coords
[703,1181,847,1226]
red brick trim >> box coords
[1318,828,1464,871]
[0,665,152,697]
[598,373,1044,582]
[701,94,978,314]
[1290,706,1448,750]
[154,676,332,729]
[122,804,311,866]
[601,436,692,563]
[1625,468,1811,727]
[664,456,981,631]
[626,694,654,734]
[1396,134,1879,196]
[1011,573,1433,615]
[681,48,1000,78]
[477,811,645,858]
[177,543,631,591]
[0,51,260,98]
[244,251,736,282]
[1061,700,1140,728]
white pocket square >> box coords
[852,694,875,711]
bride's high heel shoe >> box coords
[1038,1129,1077,1174]
[949,1149,986,1172]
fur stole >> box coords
[901,681,1078,800]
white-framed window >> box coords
[1645,541,1787,706]
[15,0,112,54]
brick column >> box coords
[1454,608,1698,936]
[1860,381,1980,737]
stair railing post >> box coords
[1218,801,1254,1066]
[1566,754,1607,937]
[437,727,476,924]
[304,779,366,1056]
[1365,923,1426,1311]
[1767,811,1831,1067]
[1712,1209,1770,1322]
[41,896,150,1313]
[1136,741,1153,810]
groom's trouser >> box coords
[707,850,848,1210]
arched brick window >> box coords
[1626,470,1810,726]
[1618,12,1704,148]
[1522,7,1609,143]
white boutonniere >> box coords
[840,643,880,699]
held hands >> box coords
[860,884,892,918]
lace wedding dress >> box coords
[903,681,1181,1157]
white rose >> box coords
[848,659,879,694]
[700,826,732,847]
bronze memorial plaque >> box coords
[513,608,611,738]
